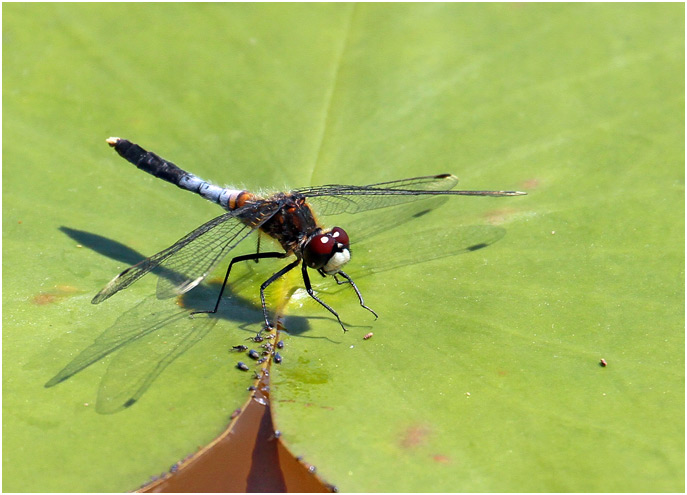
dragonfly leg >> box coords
[336,271,378,320]
[302,264,348,332]
[191,251,286,317]
[254,234,262,263]
[259,258,302,329]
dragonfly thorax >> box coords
[302,226,351,275]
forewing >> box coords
[362,175,460,189]
[298,174,460,215]
[92,201,280,304]
[153,215,253,300]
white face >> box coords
[322,248,351,275]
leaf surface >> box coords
[3,3,683,491]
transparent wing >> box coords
[298,174,461,216]
[359,175,460,189]
[153,214,251,299]
[297,174,524,216]
[92,201,281,304]
[95,302,219,414]
[154,201,279,299]
[45,295,219,414]
[345,224,507,279]
[298,175,458,215]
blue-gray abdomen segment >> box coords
[107,138,240,209]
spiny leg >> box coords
[302,264,347,332]
[191,251,286,316]
[335,271,378,319]
[259,258,302,329]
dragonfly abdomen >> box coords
[106,137,247,210]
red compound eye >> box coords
[303,234,335,268]
[330,227,349,246]
[310,234,334,255]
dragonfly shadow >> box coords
[59,227,146,268]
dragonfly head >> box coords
[303,227,350,275]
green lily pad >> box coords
[3,3,683,492]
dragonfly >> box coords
[93,138,526,332]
